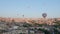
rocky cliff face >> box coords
[0,17,60,25]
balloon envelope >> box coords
[42,13,47,18]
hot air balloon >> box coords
[42,13,47,18]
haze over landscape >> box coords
[0,0,60,18]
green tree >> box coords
[23,23,32,27]
[54,21,60,25]
[54,18,60,25]
[38,28,51,34]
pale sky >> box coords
[0,0,60,18]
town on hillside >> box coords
[0,16,60,34]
